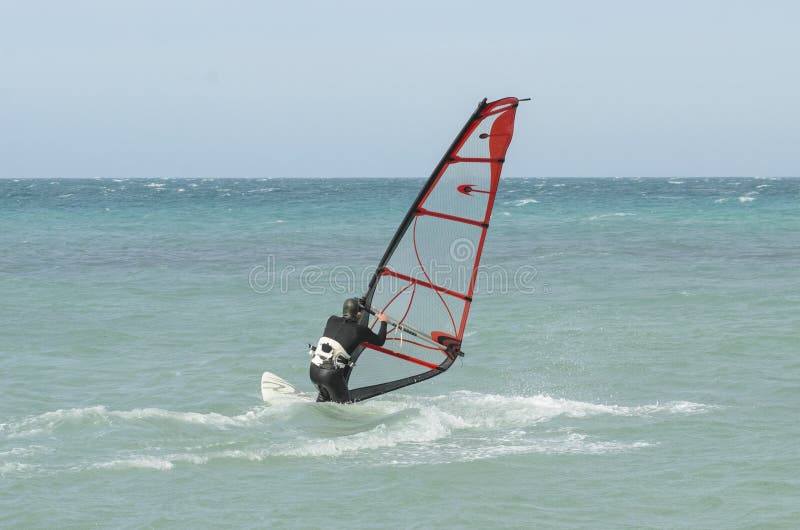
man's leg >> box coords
[315,385,331,402]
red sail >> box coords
[347,97,523,401]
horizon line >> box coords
[2,175,797,180]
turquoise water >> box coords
[1,177,798,528]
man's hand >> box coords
[376,313,388,323]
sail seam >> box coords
[381,268,470,301]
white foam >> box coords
[0,462,38,475]
[0,445,51,458]
[109,405,292,428]
[738,196,755,202]
[588,212,636,221]
[0,446,51,477]
[213,449,270,461]
[459,432,654,461]
[532,432,654,455]
[2,406,105,437]
[92,457,174,471]
[424,392,712,426]
[2,405,286,438]
[267,393,709,461]
[277,405,464,458]
[1,395,714,470]
[511,198,539,206]
[4,396,713,441]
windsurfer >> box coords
[309,298,388,403]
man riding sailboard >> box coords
[260,97,525,404]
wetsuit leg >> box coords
[309,364,351,403]
[314,384,331,402]
[310,364,328,402]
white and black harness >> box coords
[309,337,353,370]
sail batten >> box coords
[448,156,504,163]
[416,207,489,228]
[381,268,471,301]
[345,97,523,402]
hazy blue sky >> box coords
[1,0,798,178]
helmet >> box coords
[342,298,361,321]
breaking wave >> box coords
[0,393,716,474]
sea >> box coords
[1,177,798,529]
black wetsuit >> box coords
[310,315,387,403]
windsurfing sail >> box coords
[344,97,524,402]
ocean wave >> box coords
[0,394,715,473]
[277,405,464,458]
[2,395,714,440]
[587,212,636,221]
[266,393,712,460]
[0,461,38,475]
[91,457,175,471]
[714,195,757,204]
[248,393,687,463]
[0,405,292,438]
[0,445,52,459]
[424,392,713,424]
[461,432,654,461]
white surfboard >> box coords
[260,371,311,402]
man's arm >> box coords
[361,313,388,347]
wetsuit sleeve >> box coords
[359,321,387,347]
